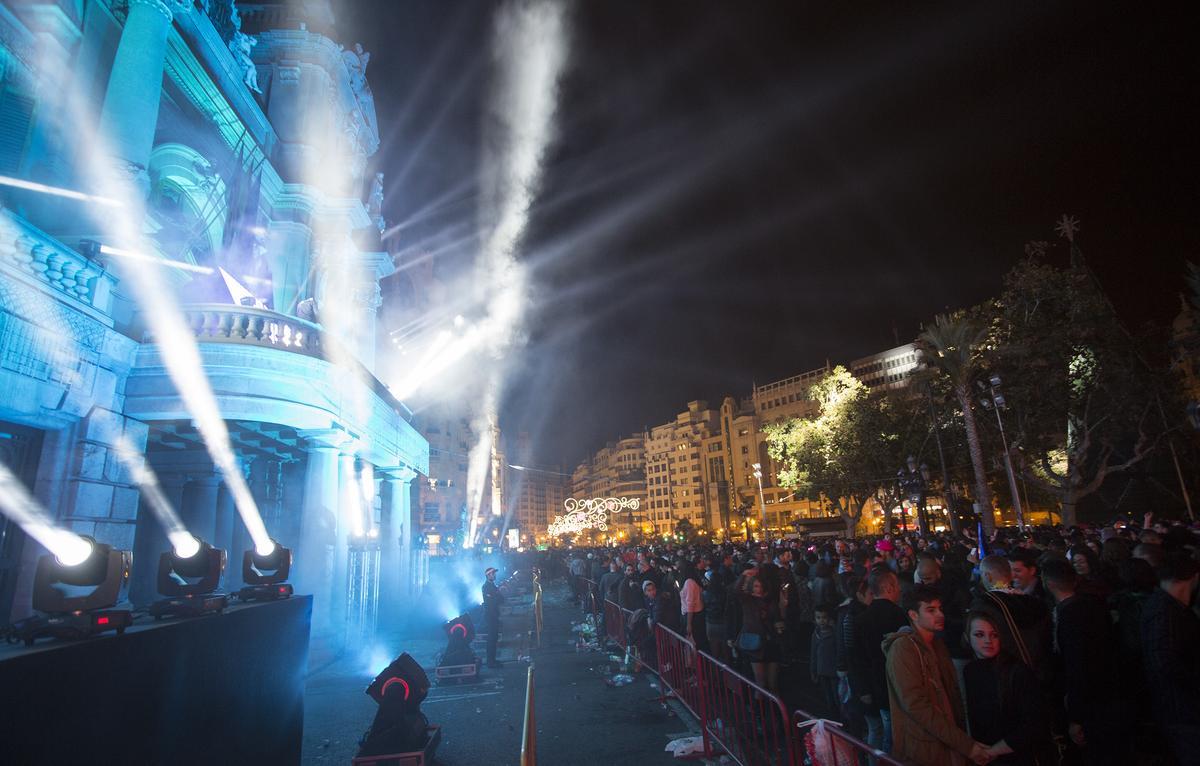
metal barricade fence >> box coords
[603,599,626,649]
[581,578,601,618]
[695,650,797,766]
[793,710,905,766]
[653,624,712,757]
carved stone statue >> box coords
[342,43,378,137]
[368,172,385,233]
[230,32,261,93]
[342,43,370,94]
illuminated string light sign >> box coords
[547,497,640,537]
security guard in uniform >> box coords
[482,566,505,667]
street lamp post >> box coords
[751,463,769,544]
[978,375,1026,530]
[897,456,930,535]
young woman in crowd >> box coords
[962,611,1055,765]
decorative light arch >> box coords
[547,497,640,537]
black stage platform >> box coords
[0,596,311,766]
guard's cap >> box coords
[485,567,498,576]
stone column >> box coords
[296,430,347,630]
[97,0,190,186]
[332,452,358,632]
[213,481,237,589]
[379,467,416,626]
[181,472,220,545]
[130,470,187,605]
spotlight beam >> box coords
[0,462,92,566]
[113,439,199,558]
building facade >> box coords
[0,0,428,637]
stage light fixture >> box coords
[149,538,228,619]
[357,652,439,760]
[236,540,294,602]
[14,536,132,645]
[435,613,480,684]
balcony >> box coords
[0,216,118,324]
[173,303,323,358]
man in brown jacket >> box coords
[883,585,991,765]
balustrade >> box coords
[174,304,323,357]
[0,224,115,315]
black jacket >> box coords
[836,599,868,674]
[964,657,1055,766]
[1052,593,1119,722]
[1140,588,1200,728]
[968,589,1054,685]
[850,598,908,712]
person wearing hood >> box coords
[883,584,991,766]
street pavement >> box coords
[302,582,698,765]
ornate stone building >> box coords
[0,0,427,637]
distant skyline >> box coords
[341,1,1199,466]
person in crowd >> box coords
[1042,558,1130,765]
[850,566,908,756]
[736,573,784,692]
[836,574,872,737]
[811,560,838,608]
[1005,548,1048,603]
[1140,552,1200,764]
[1067,544,1112,600]
[568,554,585,605]
[810,602,840,718]
[482,566,505,668]
[883,585,991,766]
[702,569,729,663]
[679,559,708,652]
[600,558,623,604]
[968,555,1053,686]
[962,611,1055,765]
[618,562,643,611]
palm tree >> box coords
[918,314,994,532]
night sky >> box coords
[338,1,1199,467]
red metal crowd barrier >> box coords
[794,710,904,766]
[594,614,891,766]
[695,649,796,766]
[653,624,712,756]
[603,599,626,649]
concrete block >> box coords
[65,519,97,538]
[76,442,107,480]
[91,366,120,408]
[81,407,123,445]
[93,520,136,551]
[103,451,131,484]
[122,416,149,446]
[111,486,140,520]
[69,480,113,518]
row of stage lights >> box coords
[10,535,293,646]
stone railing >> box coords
[174,303,324,357]
[0,218,117,320]
[163,303,413,420]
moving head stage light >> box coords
[236,540,294,602]
[149,538,228,619]
[434,613,480,685]
[14,536,132,645]
[356,653,441,763]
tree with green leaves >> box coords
[978,238,1161,526]
[765,366,928,536]
[917,314,995,531]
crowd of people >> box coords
[565,515,1199,766]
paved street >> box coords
[303,582,694,765]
